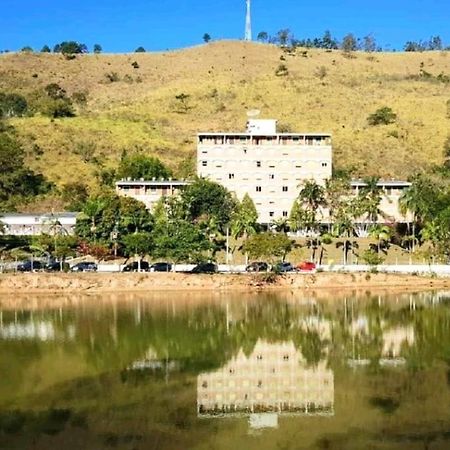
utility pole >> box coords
[245,0,252,41]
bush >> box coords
[0,93,28,118]
[105,72,120,83]
[362,249,385,266]
[367,107,397,126]
[275,64,289,77]
[135,46,146,53]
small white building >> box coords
[115,179,190,211]
[0,213,78,236]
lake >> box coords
[0,290,449,450]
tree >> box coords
[341,33,357,52]
[122,232,153,271]
[322,30,338,50]
[368,224,392,254]
[428,36,443,51]
[0,126,50,209]
[203,33,211,43]
[242,232,293,264]
[174,93,191,113]
[93,44,102,54]
[363,34,377,53]
[61,182,89,211]
[353,177,384,232]
[21,46,33,53]
[40,45,51,53]
[181,178,237,232]
[153,218,212,263]
[367,107,397,126]
[53,41,88,55]
[277,29,292,47]
[40,83,75,118]
[117,154,172,181]
[0,93,28,118]
[257,31,268,43]
[135,46,146,53]
[231,194,258,239]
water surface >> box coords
[0,290,449,450]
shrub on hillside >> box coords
[367,107,397,126]
[361,249,385,266]
[275,64,289,77]
[38,83,75,118]
[0,93,28,118]
[105,72,120,83]
[53,41,88,55]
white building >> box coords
[115,179,190,211]
[197,119,332,224]
[0,213,78,236]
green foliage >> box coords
[367,107,397,126]
[362,248,385,266]
[203,33,211,43]
[71,91,88,106]
[53,41,87,54]
[93,44,102,54]
[76,193,152,244]
[0,126,50,209]
[135,46,146,53]
[174,93,191,113]
[21,46,33,53]
[0,92,28,118]
[117,154,172,181]
[72,141,96,163]
[242,232,293,263]
[341,33,357,52]
[122,232,153,258]
[180,178,236,232]
[231,193,258,239]
[61,182,89,211]
[257,31,268,42]
[40,45,51,53]
[105,72,120,83]
[38,83,75,118]
[444,135,450,169]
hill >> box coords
[1,41,450,191]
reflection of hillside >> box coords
[197,340,334,420]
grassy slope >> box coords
[1,41,450,189]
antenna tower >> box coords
[245,0,252,41]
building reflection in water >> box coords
[197,340,334,429]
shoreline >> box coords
[0,272,448,295]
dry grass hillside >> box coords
[1,41,450,188]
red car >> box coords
[296,261,317,272]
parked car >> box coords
[71,262,98,272]
[245,261,269,272]
[273,262,295,273]
[122,261,150,272]
[17,260,43,272]
[297,261,317,272]
[150,262,172,272]
[191,262,218,274]
[45,261,70,272]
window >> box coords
[202,150,208,154]
[269,212,274,217]
[282,186,288,192]
[228,173,235,179]
[256,161,261,167]
[282,211,288,217]
[269,174,275,179]
[202,161,207,167]
[295,164,302,168]
[322,162,328,167]
[256,186,262,192]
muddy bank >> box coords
[0,272,448,295]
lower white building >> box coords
[0,213,78,236]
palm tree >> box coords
[78,198,106,241]
[368,224,391,254]
[353,177,384,235]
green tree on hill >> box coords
[203,33,211,43]
[93,44,102,54]
[242,232,293,263]
[135,46,146,53]
[341,33,358,52]
[117,154,172,181]
[0,93,28,118]
[367,107,397,126]
[257,31,268,43]
[40,45,51,53]
[53,41,88,54]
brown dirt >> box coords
[0,272,447,295]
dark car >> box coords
[245,262,269,272]
[150,262,172,272]
[273,262,295,273]
[17,260,43,272]
[71,262,98,272]
[45,261,70,272]
[191,263,218,274]
[122,261,150,272]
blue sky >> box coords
[1,0,449,52]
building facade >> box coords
[197,119,332,224]
[115,179,190,211]
[0,213,78,236]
